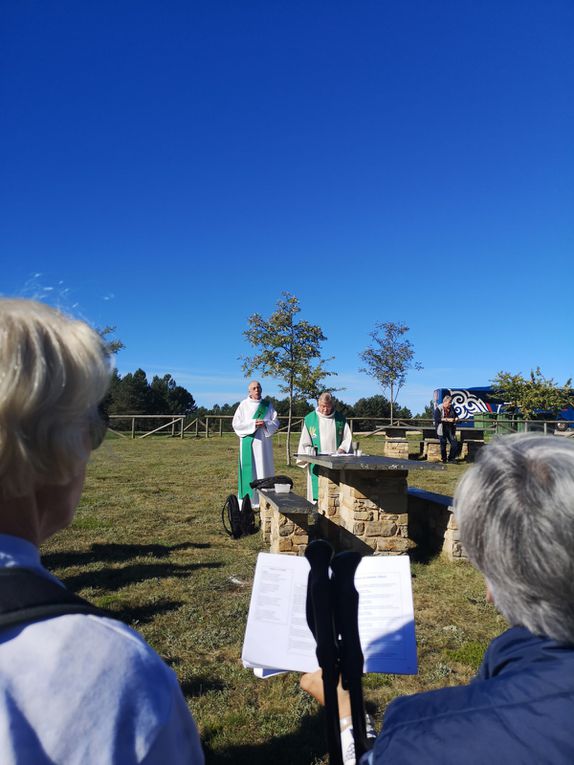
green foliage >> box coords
[271,397,314,419]
[351,395,411,430]
[242,292,334,463]
[359,322,422,423]
[414,400,435,421]
[105,369,197,417]
[97,325,125,355]
[328,395,354,419]
[491,367,574,420]
[242,293,334,400]
[150,374,197,415]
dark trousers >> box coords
[439,428,458,462]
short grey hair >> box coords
[0,299,112,499]
[318,392,333,405]
[454,433,574,643]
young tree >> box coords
[359,321,422,424]
[242,292,335,464]
[492,367,573,421]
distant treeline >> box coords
[203,394,416,433]
[104,369,197,416]
[103,368,427,432]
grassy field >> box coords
[40,432,506,764]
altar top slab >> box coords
[294,454,444,472]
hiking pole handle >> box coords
[305,540,343,765]
[331,551,370,761]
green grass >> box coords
[40,433,505,764]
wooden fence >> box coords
[108,414,574,440]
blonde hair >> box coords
[0,299,112,499]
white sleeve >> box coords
[263,404,280,438]
[295,422,312,466]
[232,403,256,437]
[339,422,353,453]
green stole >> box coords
[238,399,270,499]
[304,410,346,501]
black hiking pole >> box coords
[305,540,343,765]
[331,551,371,762]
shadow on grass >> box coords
[42,541,210,569]
[60,561,222,592]
[105,599,184,626]
[204,711,326,765]
[180,675,226,697]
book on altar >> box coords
[241,552,418,677]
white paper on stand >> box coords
[241,552,417,676]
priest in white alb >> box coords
[232,380,280,507]
[296,391,352,502]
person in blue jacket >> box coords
[302,433,574,764]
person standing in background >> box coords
[296,392,352,501]
[434,394,459,463]
[232,381,279,507]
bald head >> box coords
[248,381,262,400]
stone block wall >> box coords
[406,488,468,562]
[442,511,467,561]
[459,440,485,461]
[270,511,312,555]
[424,439,442,462]
[258,493,314,556]
[259,497,272,544]
[317,468,341,523]
[383,439,409,459]
[318,468,414,555]
[260,480,469,562]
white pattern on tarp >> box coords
[449,389,491,420]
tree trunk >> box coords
[286,391,293,466]
[390,382,395,425]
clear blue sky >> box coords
[2,1,573,414]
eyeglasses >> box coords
[89,406,109,450]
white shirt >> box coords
[0,534,204,765]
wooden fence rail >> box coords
[108,414,574,440]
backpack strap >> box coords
[0,567,105,632]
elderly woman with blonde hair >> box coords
[0,299,203,764]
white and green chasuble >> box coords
[296,409,352,501]
[232,396,279,505]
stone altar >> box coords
[296,453,441,555]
